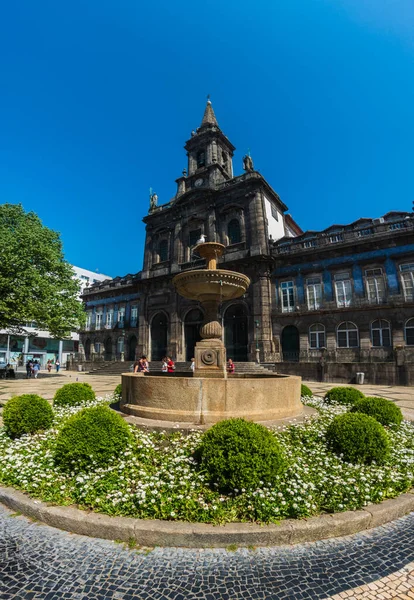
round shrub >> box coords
[53,382,96,407]
[194,418,286,494]
[326,412,390,464]
[351,397,403,427]
[324,386,364,406]
[114,383,122,398]
[54,406,132,472]
[3,394,53,439]
[301,384,313,398]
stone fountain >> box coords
[121,242,303,427]
[172,242,249,378]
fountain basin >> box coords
[172,269,250,302]
[121,373,302,425]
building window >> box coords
[158,239,169,262]
[371,319,391,347]
[329,233,343,243]
[105,310,113,329]
[117,336,124,354]
[227,219,241,245]
[280,281,295,312]
[94,342,101,353]
[306,277,322,310]
[357,228,373,237]
[131,305,138,326]
[86,312,92,330]
[118,307,125,328]
[303,240,316,249]
[309,323,325,349]
[196,150,205,168]
[405,318,414,346]
[400,264,414,301]
[222,151,228,170]
[271,205,279,221]
[365,268,386,303]
[337,321,359,348]
[189,229,202,248]
[95,313,103,330]
[334,272,352,307]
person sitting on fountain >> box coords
[227,358,235,374]
[167,356,175,373]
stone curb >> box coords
[1,486,414,548]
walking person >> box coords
[25,359,32,379]
[47,359,52,373]
[55,359,60,373]
[190,358,195,372]
[33,361,40,379]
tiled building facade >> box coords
[79,101,414,384]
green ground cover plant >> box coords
[0,393,413,524]
[300,384,313,398]
[53,382,96,407]
[351,396,403,427]
[3,394,54,439]
[324,386,365,406]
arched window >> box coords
[222,151,228,170]
[371,319,391,347]
[337,322,359,348]
[309,323,325,349]
[196,150,205,168]
[158,239,168,262]
[228,219,241,245]
[405,318,414,346]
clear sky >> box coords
[1,0,413,277]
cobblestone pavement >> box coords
[1,505,414,599]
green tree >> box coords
[0,204,85,337]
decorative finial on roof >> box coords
[200,95,218,127]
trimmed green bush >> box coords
[54,406,132,472]
[53,382,95,407]
[301,384,313,398]
[326,412,390,464]
[3,394,53,439]
[351,396,403,427]
[324,386,365,406]
[194,418,286,494]
[114,383,122,398]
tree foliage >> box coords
[0,204,85,337]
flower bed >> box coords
[0,395,413,524]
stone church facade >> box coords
[80,101,414,384]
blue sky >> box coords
[1,0,413,277]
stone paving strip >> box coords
[329,561,414,599]
[2,486,414,548]
[2,504,414,599]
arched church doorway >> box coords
[224,304,248,362]
[281,326,300,361]
[184,309,203,361]
[84,339,91,360]
[151,313,168,361]
[104,337,112,361]
[128,335,138,361]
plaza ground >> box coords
[1,370,413,598]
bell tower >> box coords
[176,99,235,195]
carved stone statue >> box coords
[149,192,158,210]
[243,154,254,172]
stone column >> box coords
[250,265,275,362]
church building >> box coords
[80,100,414,385]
